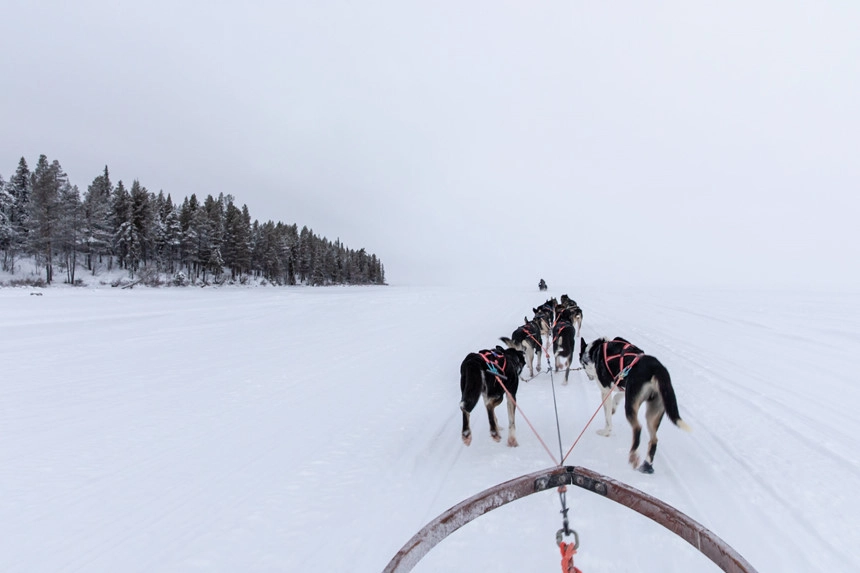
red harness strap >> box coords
[478,350,507,380]
[521,324,549,357]
[602,340,644,384]
[552,322,571,344]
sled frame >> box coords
[383,465,757,573]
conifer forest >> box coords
[0,155,386,287]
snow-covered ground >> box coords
[1,284,857,572]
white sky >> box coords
[2,1,858,287]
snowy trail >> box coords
[1,286,857,572]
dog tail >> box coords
[499,336,516,349]
[655,363,692,432]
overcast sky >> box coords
[2,1,858,288]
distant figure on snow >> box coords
[538,278,547,291]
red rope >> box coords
[560,541,583,573]
[493,374,560,466]
[560,356,640,464]
[560,379,618,464]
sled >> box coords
[383,465,757,573]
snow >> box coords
[1,284,858,572]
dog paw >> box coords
[462,434,472,446]
[629,453,640,468]
[491,431,501,442]
[638,461,654,474]
[507,436,519,447]
[596,428,612,437]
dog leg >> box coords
[596,385,614,436]
[459,367,481,446]
[612,392,623,415]
[461,411,472,446]
[640,399,665,473]
[627,412,643,469]
[485,395,503,442]
[626,388,652,469]
[525,346,535,379]
[628,425,642,469]
[506,398,518,447]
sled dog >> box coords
[579,336,690,473]
[460,346,526,447]
[500,315,549,379]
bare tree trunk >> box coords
[45,242,53,284]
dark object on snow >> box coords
[538,279,547,291]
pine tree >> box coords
[28,155,66,283]
[0,174,12,269]
[128,180,153,271]
[297,226,313,283]
[111,180,131,270]
[162,204,182,274]
[83,166,113,273]
[3,158,31,273]
[237,205,253,278]
[179,194,200,277]
[202,194,225,280]
[57,183,82,284]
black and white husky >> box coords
[500,315,549,379]
[552,311,576,383]
[557,294,583,332]
[579,336,690,473]
[460,346,526,447]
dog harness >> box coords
[520,322,545,350]
[479,349,508,381]
[602,340,645,387]
[552,321,572,344]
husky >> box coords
[533,298,557,327]
[579,336,690,473]
[459,346,526,447]
[557,294,583,332]
[500,315,549,379]
[552,314,576,383]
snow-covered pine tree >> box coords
[238,204,253,279]
[28,156,67,284]
[0,174,13,271]
[202,194,225,280]
[128,180,153,272]
[162,202,182,274]
[3,158,32,273]
[222,198,240,278]
[83,166,113,274]
[178,194,199,277]
[111,181,131,271]
[57,183,82,284]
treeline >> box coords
[0,155,385,286]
